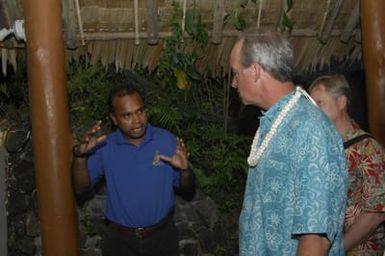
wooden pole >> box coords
[23,0,80,255]
[81,28,345,41]
[360,0,385,146]
[146,0,158,45]
[341,1,359,43]
[212,0,225,44]
[62,0,80,49]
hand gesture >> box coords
[158,137,189,171]
[73,120,107,157]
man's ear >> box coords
[337,95,348,111]
[109,112,117,126]
[251,63,262,82]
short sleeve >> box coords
[348,138,385,212]
[87,149,105,186]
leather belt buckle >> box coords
[135,227,146,238]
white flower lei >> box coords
[247,86,312,167]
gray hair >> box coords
[239,30,293,82]
[309,74,351,104]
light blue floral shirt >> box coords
[239,92,348,256]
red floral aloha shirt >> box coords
[343,121,385,256]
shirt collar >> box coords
[342,120,361,141]
[260,90,297,127]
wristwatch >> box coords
[72,145,87,158]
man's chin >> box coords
[131,133,145,139]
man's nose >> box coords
[131,113,141,123]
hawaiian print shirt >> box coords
[239,93,348,256]
[343,121,385,256]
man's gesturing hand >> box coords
[73,120,107,158]
[158,137,189,171]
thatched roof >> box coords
[0,0,362,77]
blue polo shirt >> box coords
[87,124,180,228]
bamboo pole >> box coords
[23,0,80,255]
[62,0,79,49]
[360,0,385,145]
[341,0,359,43]
[212,0,225,44]
[146,0,158,45]
[134,0,139,45]
[319,0,344,43]
[74,0,85,46]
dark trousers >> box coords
[102,220,179,256]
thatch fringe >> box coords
[1,48,18,76]
[0,34,362,78]
[63,35,361,77]
[293,36,360,72]
[0,0,362,77]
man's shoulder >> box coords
[294,98,336,129]
[291,99,343,144]
[105,129,119,142]
[346,127,385,154]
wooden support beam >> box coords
[360,0,385,146]
[341,0,360,43]
[212,0,225,44]
[319,0,344,44]
[62,0,79,49]
[146,0,158,45]
[23,0,80,254]
[81,28,345,41]
[134,0,139,45]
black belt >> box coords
[106,211,174,239]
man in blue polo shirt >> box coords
[71,85,195,256]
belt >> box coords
[106,211,174,239]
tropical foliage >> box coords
[0,0,253,213]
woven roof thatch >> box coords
[0,0,362,77]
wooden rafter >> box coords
[212,0,225,44]
[341,0,359,43]
[146,0,158,45]
[81,28,345,41]
[319,0,344,44]
[62,0,79,49]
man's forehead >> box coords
[113,94,143,107]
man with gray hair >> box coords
[230,31,349,255]
[309,74,385,256]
